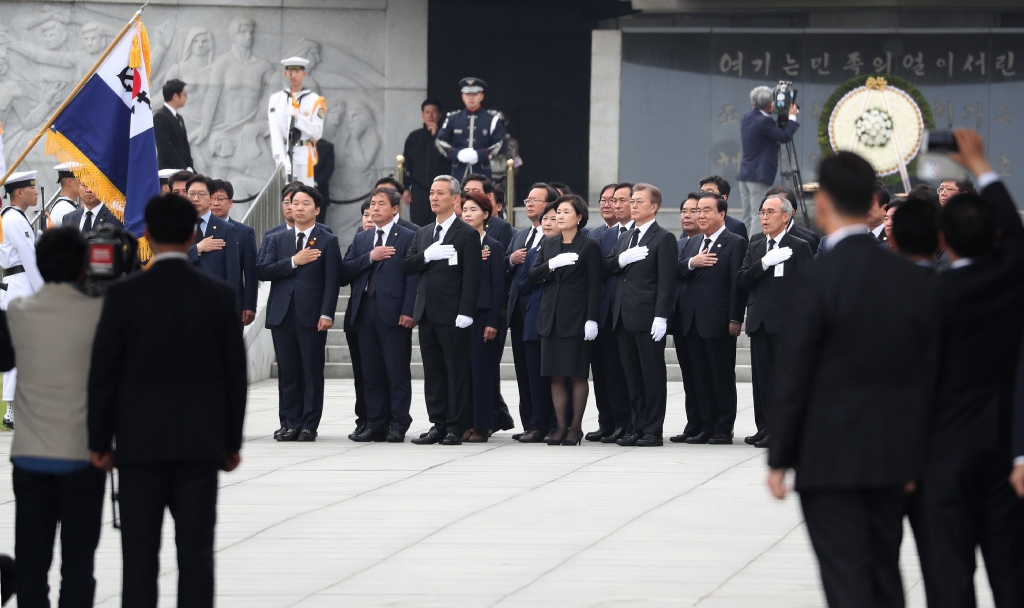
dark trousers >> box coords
[418,317,472,435]
[685,332,737,435]
[615,321,668,436]
[672,331,701,436]
[119,461,219,608]
[596,323,631,431]
[272,303,328,431]
[467,308,498,431]
[524,340,555,432]
[355,297,413,433]
[345,327,367,426]
[919,449,1024,608]
[492,314,513,428]
[13,465,105,608]
[509,305,533,430]
[801,487,908,608]
[749,328,779,431]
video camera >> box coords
[773,81,798,127]
[83,224,142,297]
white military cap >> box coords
[4,170,37,196]
[54,162,82,182]
[158,169,180,184]
[281,56,310,70]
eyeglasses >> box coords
[758,209,785,218]
[187,191,210,199]
[212,196,229,203]
[523,198,545,205]
[937,186,960,194]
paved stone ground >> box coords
[0,380,997,607]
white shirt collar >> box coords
[372,219,395,243]
[824,224,869,251]
[760,109,772,118]
[294,223,315,239]
[633,218,656,240]
[702,224,727,246]
[152,252,189,263]
[618,220,634,231]
[166,105,177,117]
[871,224,885,237]
[950,257,976,270]
[765,225,788,243]
[436,213,457,233]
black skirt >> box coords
[540,310,590,378]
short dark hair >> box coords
[613,182,634,193]
[493,187,505,211]
[360,200,371,214]
[907,184,939,206]
[956,177,976,196]
[421,99,442,112]
[875,181,891,209]
[699,192,728,214]
[765,186,797,210]
[36,227,87,283]
[680,192,702,212]
[891,198,939,257]
[282,181,304,200]
[529,183,559,204]
[168,170,194,188]
[463,191,493,219]
[549,182,572,195]
[633,183,662,209]
[185,174,215,195]
[818,152,876,217]
[700,175,732,198]
[162,79,186,103]
[212,179,234,200]
[554,194,588,229]
[374,176,405,195]
[939,193,999,258]
[542,201,559,217]
[369,187,401,208]
[601,183,618,198]
[463,174,494,194]
[291,185,322,209]
[146,194,198,244]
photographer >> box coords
[737,86,800,235]
[6,227,106,608]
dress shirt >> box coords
[761,228,788,270]
[288,225,331,321]
[433,212,457,244]
[630,218,655,245]
[822,224,869,251]
[871,224,885,239]
[949,258,976,270]
[152,252,190,264]
[78,204,105,232]
[618,220,635,235]
[688,224,727,269]
[373,219,395,247]
[522,224,541,250]
[166,105,178,118]
[197,210,213,238]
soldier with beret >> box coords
[436,77,505,181]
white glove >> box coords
[650,317,667,342]
[424,241,456,262]
[761,246,793,270]
[618,246,649,268]
[584,320,598,341]
[457,148,479,165]
[548,252,579,270]
[455,315,474,329]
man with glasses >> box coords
[668,193,705,443]
[186,175,241,293]
[937,177,976,206]
[589,184,619,240]
[211,179,258,326]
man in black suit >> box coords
[604,183,677,447]
[736,193,812,448]
[589,183,620,240]
[61,183,123,233]
[768,152,938,608]
[153,79,195,171]
[258,185,342,442]
[404,176,482,445]
[88,193,246,608]
[765,186,820,254]
[211,179,258,326]
[342,188,419,443]
[184,175,241,293]
[699,175,748,240]
[314,139,334,223]
[868,182,889,243]
[918,130,1024,608]
[402,99,448,227]
[678,192,748,444]
[373,177,421,232]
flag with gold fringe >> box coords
[45,19,159,259]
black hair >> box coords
[463,174,494,194]
[168,170,195,188]
[939,193,999,258]
[764,186,797,210]
[282,181,304,200]
[613,182,634,193]
[549,182,572,195]
[162,79,186,103]
[36,227,87,283]
[360,200,371,214]
[818,152,876,217]
[493,186,505,211]
[680,192,702,212]
[956,177,977,196]
[891,198,939,257]
[699,175,732,198]
[541,201,559,218]
[875,181,891,209]
[291,185,322,209]
[369,187,401,208]
[374,176,406,195]
[212,179,234,200]
[907,184,939,206]
[528,183,559,204]
[600,183,618,198]
[184,174,215,195]
[421,99,442,112]
[554,194,588,229]
[698,191,728,214]
[145,193,198,244]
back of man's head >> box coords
[36,227,87,283]
[907,183,939,206]
[939,193,999,258]
[146,194,198,245]
[700,175,731,198]
[765,185,797,210]
[818,152,876,217]
[891,198,939,258]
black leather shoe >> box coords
[744,428,767,445]
[386,429,405,443]
[600,427,627,443]
[297,429,317,442]
[511,431,527,441]
[440,432,462,445]
[616,432,641,446]
[348,422,367,441]
[684,431,711,444]
[585,428,608,442]
[273,426,287,440]
[669,432,694,443]
[708,433,733,445]
[518,428,546,443]
[636,434,663,447]
[352,428,385,442]
[0,553,14,606]
[276,428,299,442]
[411,427,443,445]
[754,433,771,448]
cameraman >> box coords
[737,86,800,235]
[6,227,106,607]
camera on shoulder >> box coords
[773,81,798,127]
[84,224,142,296]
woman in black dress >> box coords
[527,195,602,445]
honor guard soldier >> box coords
[0,171,45,429]
[159,168,180,195]
[436,77,505,181]
[268,57,326,186]
[49,163,81,227]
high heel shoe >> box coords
[546,429,568,445]
[561,430,583,445]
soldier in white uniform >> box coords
[48,163,81,227]
[0,171,44,429]
[268,56,326,186]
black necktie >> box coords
[525,227,536,250]
[702,237,711,253]
[619,225,627,235]
[367,229,384,296]
[194,218,203,243]
[768,238,776,251]
[296,232,305,252]
[83,210,94,234]
[628,229,639,248]
[433,224,443,243]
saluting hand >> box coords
[370,246,395,262]
[689,251,717,268]
[197,237,226,253]
[293,247,321,266]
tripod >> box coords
[778,139,810,227]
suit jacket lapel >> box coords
[638,221,660,248]
[442,218,460,245]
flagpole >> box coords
[0,10,142,188]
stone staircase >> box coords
[271,290,753,382]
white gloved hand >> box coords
[761,246,793,269]
[455,315,474,329]
[457,148,479,165]
[424,241,457,262]
[548,252,579,270]
[618,246,649,268]
[584,320,598,341]
[650,317,667,342]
